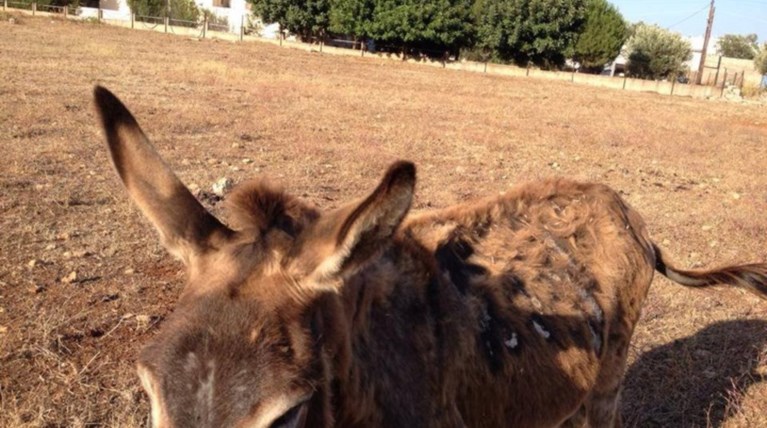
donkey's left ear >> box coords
[94,86,235,265]
[303,161,416,281]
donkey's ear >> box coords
[305,161,416,281]
[94,86,234,264]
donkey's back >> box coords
[393,179,659,427]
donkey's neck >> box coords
[332,238,474,425]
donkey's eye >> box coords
[270,401,308,428]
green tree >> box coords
[573,0,627,73]
[420,0,475,55]
[368,0,474,57]
[472,0,586,69]
[467,0,500,61]
[126,0,163,17]
[127,0,199,22]
[170,0,200,22]
[249,0,331,41]
[755,43,767,75]
[716,34,758,60]
[625,23,692,80]
[330,0,375,42]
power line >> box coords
[668,3,711,29]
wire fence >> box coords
[6,1,33,11]
[207,21,227,33]
[1,1,243,40]
[35,3,63,13]
[686,68,746,89]
[135,15,162,25]
[3,2,763,99]
[168,17,197,29]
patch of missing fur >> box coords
[588,322,602,354]
[477,301,504,373]
[185,352,199,373]
[578,288,604,322]
[532,318,551,339]
[529,295,544,311]
[504,332,519,350]
[195,359,216,425]
[479,307,494,357]
[577,286,605,354]
[182,352,217,423]
[480,308,492,328]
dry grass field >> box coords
[1,12,767,427]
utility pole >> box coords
[696,0,715,85]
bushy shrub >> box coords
[472,0,586,69]
[717,34,758,60]
[573,0,628,73]
[128,0,199,22]
[754,43,767,75]
[625,23,692,80]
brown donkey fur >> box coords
[94,86,767,428]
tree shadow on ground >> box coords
[622,319,767,427]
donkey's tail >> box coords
[652,243,767,299]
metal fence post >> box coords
[131,12,134,29]
[164,15,168,33]
[240,14,244,41]
[3,0,7,12]
[63,4,67,17]
[32,2,36,15]
[202,14,207,38]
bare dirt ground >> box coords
[1,13,766,428]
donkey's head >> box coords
[93,86,416,427]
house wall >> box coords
[195,0,248,33]
[99,0,129,13]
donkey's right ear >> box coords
[94,86,234,264]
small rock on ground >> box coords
[212,177,233,197]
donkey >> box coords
[93,86,767,428]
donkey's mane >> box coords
[226,180,320,237]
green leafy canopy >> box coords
[472,0,587,69]
[573,0,627,73]
[625,23,692,80]
[716,34,759,60]
[249,0,331,40]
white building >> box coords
[685,35,721,71]
[194,0,250,34]
[77,0,131,21]
[77,0,251,34]
[100,0,130,15]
